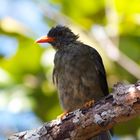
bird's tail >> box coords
[90,131,111,140]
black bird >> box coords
[36,25,111,140]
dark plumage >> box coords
[36,25,111,140]
[47,25,79,49]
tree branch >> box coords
[9,81,140,140]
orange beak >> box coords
[35,36,54,43]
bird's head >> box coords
[36,25,79,49]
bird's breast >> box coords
[53,48,103,111]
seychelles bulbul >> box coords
[36,25,111,140]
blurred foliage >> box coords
[0,0,140,139]
[52,0,106,28]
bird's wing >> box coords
[89,47,109,96]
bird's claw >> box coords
[83,100,95,108]
[57,111,69,119]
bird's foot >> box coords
[57,111,69,119]
[84,100,95,108]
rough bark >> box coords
[9,81,140,140]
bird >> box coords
[36,25,111,140]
